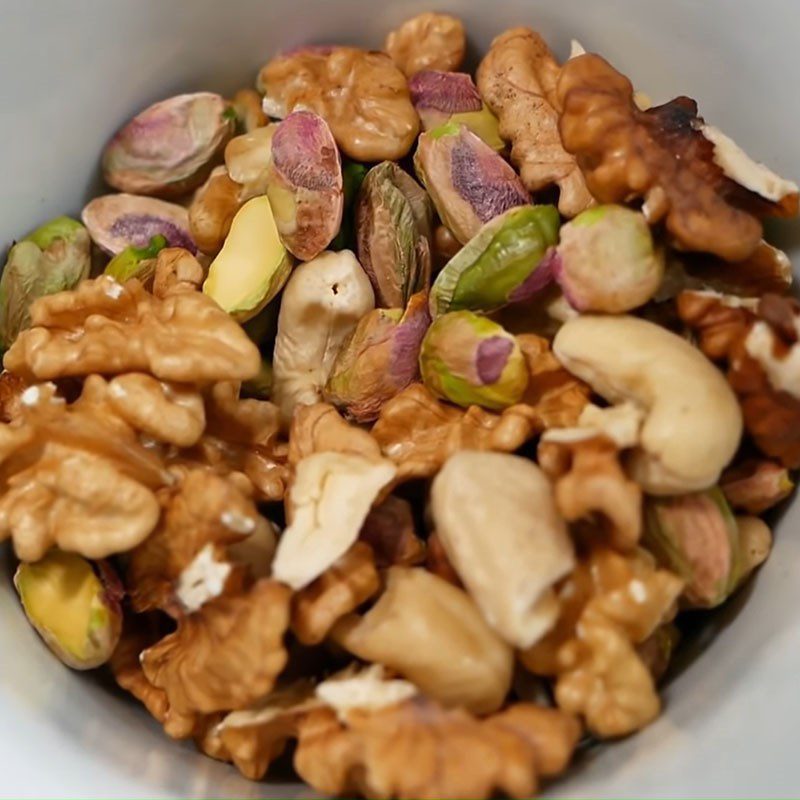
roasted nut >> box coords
[0,371,26,423]
[104,234,168,284]
[14,552,123,669]
[521,547,683,738]
[258,46,418,162]
[203,195,292,321]
[230,88,267,133]
[554,315,743,494]
[409,70,504,149]
[555,205,664,312]
[355,161,433,308]
[141,579,290,720]
[538,434,642,551]
[334,567,513,714]
[384,12,466,76]
[272,250,374,423]
[477,28,593,217]
[291,542,380,645]
[0,216,91,349]
[676,289,756,360]
[324,292,430,423]
[414,122,531,245]
[295,698,579,799]
[426,531,461,586]
[558,54,798,260]
[102,92,234,197]
[265,110,343,261]
[188,167,244,256]
[151,247,204,298]
[224,125,276,199]
[721,459,794,514]
[420,310,529,410]
[287,402,382,466]
[82,194,196,256]
[645,488,748,608]
[432,451,575,648]
[735,515,773,587]
[0,441,160,562]
[358,495,425,568]
[371,383,540,479]
[272,452,396,590]
[430,205,559,316]
[4,276,261,384]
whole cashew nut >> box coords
[272,250,375,424]
[553,315,743,494]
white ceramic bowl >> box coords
[2,0,799,797]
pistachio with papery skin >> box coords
[430,205,559,317]
[408,71,504,150]
[102,92,235,197]
[0,216,91,349]
[555,205,664,313]
[419,311,528,410]
[324,292,431,422]
[266,111,344,261]
[644,488,742,608]
[356,161,433,308]
[14,551,123,670]
[82,194,197,256]
[104,234,168,284]
[414,122,531,245]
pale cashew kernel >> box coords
[431,451,575,649]
[271,452,396,590]
[333,566,514,715]
[272,250,375,424]
[554,315,743,494]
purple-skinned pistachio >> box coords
[324,291,431,422]
[720,459,794,514]
[82,194,196,256]
[102,92,235,197]
[429,205,559,318]
[644,488,743,608]
[266,110,344,261]
[14,551,124,670]
[419,310,528,409]
[356,161,433,308]
[555,205,664,313]
[408,71,504,150]
[414,122,530,245]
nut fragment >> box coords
[141,579,291,718]
[188,167,244,256]
[272,250,375,424]
[324,292,430,423]
[4,276,260,384]
[224,125,276,199]
[272,451,396,590]
[294,698,580,799]
[104,234,168,285]
[230,88,267,133]
[258,47,419,161]
[102,92,234,197]
[477,27,593,217]
[384,12,466,76]
[538,435,642,551]
[558,54,797,260]
[14,551,123,669]
[432,452,575,648]
[292,542,380,645]
[359,495,425,568]
[334,567,514,714]
[151,247,204,298]
[721,459,794,514]
[414,122,531,245]
[521,548,683,737]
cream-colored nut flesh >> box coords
[431,451,574,649]
[554,315,743,494]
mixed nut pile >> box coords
[3,11,800,799]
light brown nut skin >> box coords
[230,88,267,133]
[384,12,466,76]
[721,458,794,514]
[3,276,261,384]
[151,247,204,298]
[477,28,593,217]
[141,579,291,719]
[333,566,514,715]
[294,699,580,800]
[359,495,425,568]
[189,167,244,256]
[258,47,419,162]
[0,371,27,423]
[291,542,380,646]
